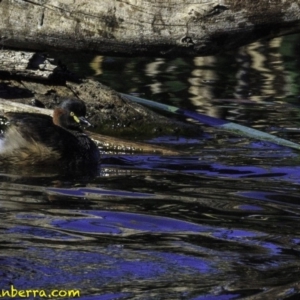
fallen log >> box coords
[0,0,300,56]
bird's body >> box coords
[0,99,100,169]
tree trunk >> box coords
[0,0,300,56]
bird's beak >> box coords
[78,116,92,127]
[70,111,93,127]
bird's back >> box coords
[0,112,100,166]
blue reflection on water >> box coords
[238,205,264,211]
[52,211,214,234]
[46,187,153,198]
[6,225,77,240]
[0,247,213,290]
[79,294,129,300]
[53,218,122,234]
[192,294,240,300]
[101,155,300,183]
[148,251,211,273]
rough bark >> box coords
[0,0,300,56]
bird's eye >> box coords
[70,111,80,123]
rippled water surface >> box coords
[2,34,300,299]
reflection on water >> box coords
[2,34,300,298]
[2,147,300,299]
[86,34,300,112]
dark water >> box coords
[2,34,300,299]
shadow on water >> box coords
[3,34,300,299]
